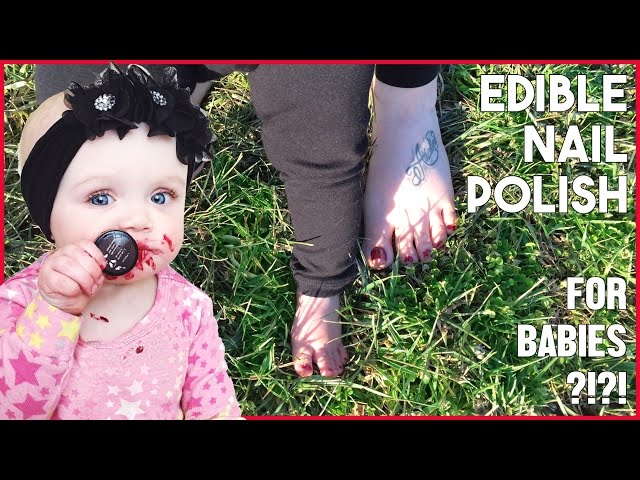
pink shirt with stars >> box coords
[0,256,241,420]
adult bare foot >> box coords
[291,293,348,378]
[364,76,457,268]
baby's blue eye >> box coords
[90,194,112,206]
[151,193,167,204]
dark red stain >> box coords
[134,253,144,271]
[112,240,164,281]
[370,247,386,262]
[89,312,109,323]
[136,346,144,354]
[134,248,157,273]
[163,234,174,252]
[145,256,156,270]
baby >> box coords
[0,65,241,419]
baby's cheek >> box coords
[161,231,183,263]
[162,233,177,253]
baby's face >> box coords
[50,125,188,283]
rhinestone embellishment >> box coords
[151,91,167,106]
[94,94,116,111]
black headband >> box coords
[20,64,215,242]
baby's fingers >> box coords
[70,241,107,283]
[48,257,99,297]
[42,269,86,298]
[44,245,103,296]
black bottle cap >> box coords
[95,230,139,276]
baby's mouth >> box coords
[136,241,164,256]
[133,241,164,273]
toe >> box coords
[417,245,433,263]
[364,225,394,270]
[429,208,448,251]
[292,345,314,378]
[314,347,339,378]
[407,206,432,262]
[394,217,418,266]
[442,205,458,235]
[329,343,347,375]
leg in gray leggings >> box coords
[248,64,373,297]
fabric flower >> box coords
[126,65,156,124]
[177,116,214,165]
[64,66,137,140]
[147,67,191,137]
[61,63,215,172]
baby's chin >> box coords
[103,252,176,283]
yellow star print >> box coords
[16,323,26,341]
[24,301,36,319]
[36,314,51,330]
[57,317,80,341]
[29,331,44,350]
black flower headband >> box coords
[20,64,215,242]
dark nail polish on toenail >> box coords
[404,255,414,264]
[423,249,432,258]
[371,247,387,262]
[447,225,456,232]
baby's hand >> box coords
[38,241,106,315]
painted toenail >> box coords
[371,247,387,262]
[446,224,457,231]
[423,249,432,258]
[403,255,414,264]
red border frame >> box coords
[1,65,4,278]
[2,60,637,420]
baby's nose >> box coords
[119,205,152,232]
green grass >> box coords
[3,63,636,416]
